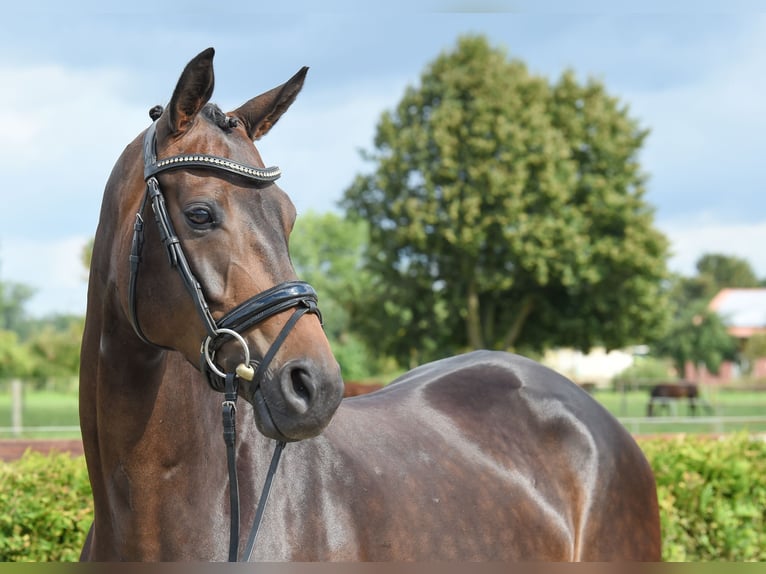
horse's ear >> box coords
[164,47,216,135]
[232,67,308,141]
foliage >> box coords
[695,253,761,298]
[0,281,35,335]
[0,330,35,379]
[0,316,83,386]
[289,211,383,379]
[666,254,761,318]
[639,433,766,562]
[0,451,92,562]
[1,246,85,381]
[3,435,766,561]
[612,355,675,388]
[24,316,84,385]
[342,34,670,366]
[651,295,738,377]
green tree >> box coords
[651,300,737,376]
[670,254,761,309]
[25,315,84,381]
[289,212,382,380]
[0,330,34,379]
[697,253,760,298]
[342,35,670,366]
[0,281,34,334]
[651,253,760,378]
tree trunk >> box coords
[501,294,536,350]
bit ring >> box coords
[203,328,251,379]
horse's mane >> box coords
[148,103,238,131]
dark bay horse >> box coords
[79,48,661,561]
[647,381,713,416]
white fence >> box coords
[619,415,766,435]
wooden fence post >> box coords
[11,379,23,437]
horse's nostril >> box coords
[291,368,312,403]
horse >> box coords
[79,48,661,561]
[647,381,712,417]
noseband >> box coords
[128,118,321,561]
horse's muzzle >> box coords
[241,357,343,441]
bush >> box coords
[2,435,765,561]
[639,433,766,561]
[0,451,92,562]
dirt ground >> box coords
[0,439,84,461]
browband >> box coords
[142,121,282,183]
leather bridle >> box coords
[128,118,321,561]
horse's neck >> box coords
[81,311,266,559]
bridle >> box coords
[128,117,322,561]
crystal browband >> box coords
[145,153,282,182]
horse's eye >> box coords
[185,206,214,227]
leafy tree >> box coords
[0,251,84,381]
[651,300,737,376]
[0,330,34,380]
[290,212,368,335]
[651,253,759,377]
[342,35,670,365]
[289,212,382,380]
[697,253,760,292]
[0,281,34,334]
[671,254,761,307]
[25,315,84,381]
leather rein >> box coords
[128,118,321,561]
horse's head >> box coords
[121,48,343,441]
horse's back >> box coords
[308,350,660,560]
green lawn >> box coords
[0,390,81,438]
[595,388,766,434]
[2,386,766,439]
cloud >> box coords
[0,63,148,241]
[623,16,766,220]
[0,235,90,317]
[0,68,409,317]
[0,64,145,171]
[659,215,766,278]
[243,76,408,215]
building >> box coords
[685,288,766,383]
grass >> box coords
[595,387,766,434]
[2,385,766,439]
[0,390,80,438]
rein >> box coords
[128,119,321,561]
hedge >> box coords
[1,433,765,561]
[0,451,92,562]
[638,433,766,561]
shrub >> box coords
[0,451,92,562]
[639,433,766,561]
[2,434,766,561]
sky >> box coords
[1,1,764,317]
